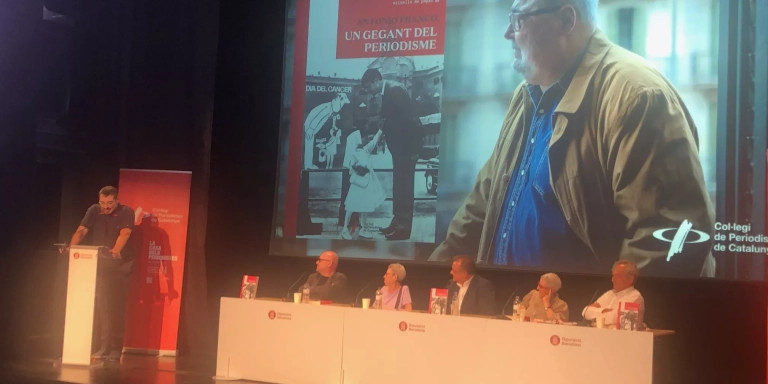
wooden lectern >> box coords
[62,245,101,365]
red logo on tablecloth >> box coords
[268,310,277,320]
[398,321,408,332]
[550,335,561,346]
[73,252,80,259]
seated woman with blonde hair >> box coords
[379,263,412,311]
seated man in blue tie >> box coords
[446,255,496,316]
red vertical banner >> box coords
[283,0,310,237]
[119,169,192,354]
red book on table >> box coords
[240,275,259,300]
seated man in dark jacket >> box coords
[446,255,495,316]
[302,250,348,302]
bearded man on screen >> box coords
[429,0,714,277]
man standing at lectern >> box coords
[69,185,135,362]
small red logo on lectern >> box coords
[268,310,277,320]
[398,321,408,332]
[73,253,80,259]
[550,335,561,346]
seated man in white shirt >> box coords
[582,260,645,330]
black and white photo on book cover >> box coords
[296,0,445,244]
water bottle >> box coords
[373,289,383,309]
[301,284,310,304]
[450,292,460,316]
[512,296,521,320]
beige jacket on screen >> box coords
[429,31,714,277]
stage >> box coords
[0,355,264,384]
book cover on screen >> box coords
[428,288,448,314]
[616,301,640,330]
[240,275,259,300]
[289,0,445,244]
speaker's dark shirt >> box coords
[79,203,135,260]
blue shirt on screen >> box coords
[493,75,591,267]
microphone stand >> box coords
[501,289,519,316]
[354,280,377,307]
[284,272,308,301]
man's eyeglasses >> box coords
[317,258,332,263]
[508,4,563,32]
[99,201,117,207]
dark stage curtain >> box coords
[51,0,220,359]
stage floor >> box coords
[0,355,269,384]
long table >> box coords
[216,298,653,384]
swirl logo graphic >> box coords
[398,321,408,332]
[73,252,80,260]
[550,335,561,346]
[268,310,277,320]
[652,220,710,261]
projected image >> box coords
[271,0,765,280]
[284,0,445,244]
[297,57,442,244]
